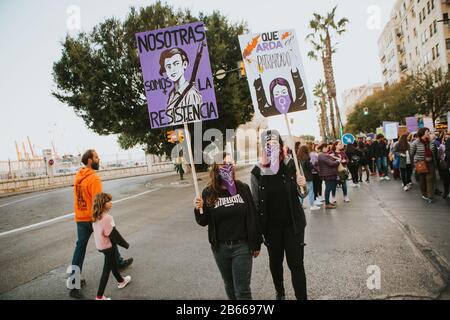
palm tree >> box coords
[313,80,331,140]
[307,6,349,138]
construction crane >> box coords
[51,141,59,159]
[27,136,37,159]
[22,141,29,160]
[15,141,22,161]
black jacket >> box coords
[372,140,388,158]
[109,227,129,249]
[300,159,314,181]
[194,180,263,253]
[250,158,307,243]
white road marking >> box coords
[0,189,70,209]
[0,188,160,238]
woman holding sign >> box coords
[194,153,262,300]
[250,130,308,300]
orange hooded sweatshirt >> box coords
[73,167,102,222]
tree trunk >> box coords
[324,30,342,137]
[320,95,330,141]
[328,94,336,139]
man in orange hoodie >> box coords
[67,149,133,299]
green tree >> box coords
[409,69,450,124]
[52,2,253,157]
[345,79,418,133]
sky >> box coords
[0,0,396,161]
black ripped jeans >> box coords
[265,225,307,300]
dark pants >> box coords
[349,165,359,184]
[97,246,124,297]
[266,225,307,300]
[324,179,337,204]
[400,164,413,186]
[438,166,450,197]
[71,222,123,274]
[419,163,434,199]
[212,243,253,300]
[369,159,376,175]
[333,179,347,197]
[312,174,322,198]
[358,164,370,181]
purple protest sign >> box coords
[405,117,418,133]
[136,22,218,129]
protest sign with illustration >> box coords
[238,29,309,117]
[136,22,218,129]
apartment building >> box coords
[342,83,383,121]
[378,0,450,86]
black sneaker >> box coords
[276,292,286,300]
[119,258,134,270]
[70,288,83,299]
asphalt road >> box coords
[0,167,449,300]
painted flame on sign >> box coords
[281,31,291,40]
[242,35,260,60]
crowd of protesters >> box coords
[293,128,450,210]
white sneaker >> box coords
[379,176,385,181]
[403,186,409,191]
[313,200,322,206]
[317,196,324,202]
[344,196,350,203]
[95,296,111,300]
[118,275,131,289]
[384,176,391,181]
[407,182,413,187]
[310,205,321,211]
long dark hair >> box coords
[297,145,310,161]
[206,152,235,207]
[397,134,409,152]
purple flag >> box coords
[135,22,218,129]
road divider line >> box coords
[0,188,161,238]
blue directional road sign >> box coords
[341,133,355,145]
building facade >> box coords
[342,83,383,121]
[378,0,450,86]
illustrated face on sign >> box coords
[165,54,188,82]
[269,78,293,114]
[159,48,189,83]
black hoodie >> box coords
[194,180,263,253]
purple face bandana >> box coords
[218,164,237,196]
[274,94,292,114]
[266,143,280,174]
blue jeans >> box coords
[324,179,337,204]
[306,181,314,206]
[71,222,123,274]
[212,243,253,300]
[376,157,388,176]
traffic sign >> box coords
[341,133,355,145]
[48,159,54,166]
